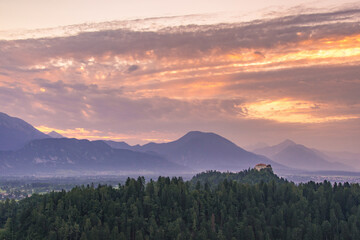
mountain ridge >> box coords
[0,138,189,175]
[0,112,49,151]
[254,140,351,171]
[105,131,285,171]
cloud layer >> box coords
[0,7,359,152]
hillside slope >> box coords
[0,112,48,151]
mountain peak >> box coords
[253,138,351,171]
[175,131,237,148]
[278,139,297,147]
[104,140,132,150]
[48,131,64,138]
[179,131,223,141]
[183,131,212,137]
[134,130,282,171]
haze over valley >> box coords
[1,112,359,183]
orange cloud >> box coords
[240,98,359,124]
[35,126,174,144]
[35,126,129,140]
[1,9,359,153]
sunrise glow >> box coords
[0,2,359,151]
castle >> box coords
[254,163,272,171]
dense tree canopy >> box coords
[190,169,286,187]
[1,170,360,240]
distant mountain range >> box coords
[105,131,283,171]
[321,151,360,169]
[104,140,133,150]
[253,140,352,171]
[0,112,48,151]
[0,112,278,175]
[0,112,358,176]
[0,138,187,175]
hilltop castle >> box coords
[254,163,272,171]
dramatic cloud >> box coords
[0,7,359,151]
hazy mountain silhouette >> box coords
[254,139,296,157]
[0,112,48,151]
[312,149,360,171]
[104,140,133,150]
[47,131,64,138]
[106,131,284,171]
[0,138,188,175]
[244,142,269,151]
[254,140,351,171]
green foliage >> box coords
[1,173,360,239]
[190,168,285,187]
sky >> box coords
[0,0,360,152]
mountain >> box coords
[106,131,283,171]
[244,142,269,151]
[322,151,360,170]
[0,138,188,176]
[0,112,49,151]
[254,139,296,157]
[308,149,360,171]
[103,140,133,150]
[253,140,351,171]
[47,131,64,138]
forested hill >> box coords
[190,168,285,187]
[2,175,360,239]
